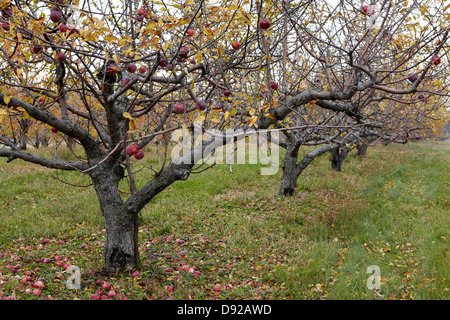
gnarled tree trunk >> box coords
[279,144,333,196]
[90,163,138,272]
[330,147,349,171]
[279,146,299,196]
[356,142,368,157]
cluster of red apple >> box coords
[125,143,144,160]
[29,2,77,60]
[125,63,147,74]
[230,19,271,51]
[136,7,150,22]
[173,100,207,114]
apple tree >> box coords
[0,0,260,272]
[1,0,449,272]
[258,0,450,195]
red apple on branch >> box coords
[127,63,137,73]
[159,58,167,67]
[106,64,120,74]
[407,73,418,84]
[1,8,12,18]
[431,55,441,65]
[67,24,76,35]
[231,40,240,50]
[50,11,62,23]
[197,100,207,111]
[134,150,144,160]
[179,46,189,58]
[174,103,185,114]
[361,5,371,15]
[56,52,66,62]
[138,66,147,73]
[126,144,139,156]
[32,45,43,54]
[122,77,131,86]
[224,90,232,97]
[186,28,194,37]
[259,19,270,30]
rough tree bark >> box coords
[279,144,333,196]
[356,143,368,157]
[18,119,31,150]
[89,161,134,272]
[279,145,299,196]
[330,147,349,172]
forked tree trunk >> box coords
[19,132,27,150]
[330,147,349,171]
[356,143,368,157]
[91,166,138,273]
[18,119,31,150]
[41,136,49,147]
[279,147,299,196]
[279,144,333,196]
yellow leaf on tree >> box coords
[197,51,202,65]
[118,38,127,47]
[129,119,136,130]
[265,114,277,120]
[248,116,257,127]
[123,112,136,129]
[3,94,12,105]
[15,68,23,80]
[113,54,120,65]
[123,112,132,120]
[195,115,205,122]
[104,34,119,44]
[104,48,110,62]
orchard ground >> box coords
[0,140,448,300]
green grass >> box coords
[0,140,448,300]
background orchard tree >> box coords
[251,0,450,195]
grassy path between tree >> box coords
[0,140,448,300]
[275,140,449,299]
